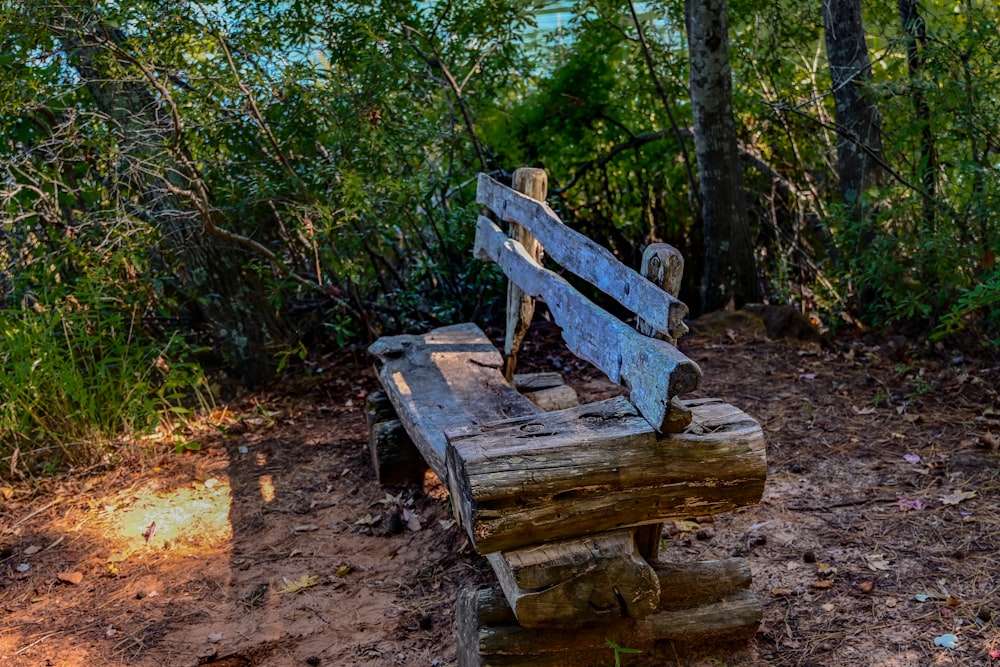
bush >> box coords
[0,276,207,479]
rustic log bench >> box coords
[366,168,767,665]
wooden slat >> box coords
[477,174,688,340]
[474,215,702,431]
[368,323,540,479]
[446,396,767,554]
[487,529,660,629]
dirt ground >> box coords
[1,313,998,667]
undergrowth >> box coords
[0,290,207,480]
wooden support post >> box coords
[457,559,761,666]
[504,168,547,382]
[635,243,689,559]
[486,529,660,629]
[364,391,427,486]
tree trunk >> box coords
[58,12,291,384]
[899,0,937,229]
[823,0,886,217]
[685,0,760,313]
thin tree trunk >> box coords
[685,0,760,312]
[823,0,886,218]
[899,0,937,229]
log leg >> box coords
[457,581,761,667]
[365,391,427,486]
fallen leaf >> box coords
[293,525,319,532]
[897,498,925,512]
[865,553,892,571]
[858,581,874,593]
[885,597,897,608]
[810,579,834,590]
[22,545,42,556]
[334,564,352,577]
[933,633,958,649]
[207,633,223,644]
[57,571,83,585]
[852,405,877,415]
[276,574,319,594]
[0,486,13,500]
[816,562,837,576]
[403,508,422,532]
[354,513,380,526]
[771,588,793,597]
[821,602,835,612]
[940,490,977,505]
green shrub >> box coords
[0,279,207,479]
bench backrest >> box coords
[475,169,702,432]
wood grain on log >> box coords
[474,215,702,431]
[478,174,688,341]
[446,396,766,554]
[368,323,539,480]
[457,582,761,666]
[487,529,659,629]
[504,169,547,382]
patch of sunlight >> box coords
[107,479,233,557]
[259,474,276,503]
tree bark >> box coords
[685,0,761,313]
[823,0,887,218]
[56,10,292,384]
[899,0,936,229]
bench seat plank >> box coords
[475,215,702,431]
[368,323,540,479]
[446,396,766,554]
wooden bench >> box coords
[367,168,767,665]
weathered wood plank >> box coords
[656,558,752,611]
[446,396,766,554]
[478,174,688,340]
[637,243,688,344]
[457,585,761,667]
[368,323,540,480]
[512,372,567,393]
[486,529,660,629]
[474,216,702,431]
[504,169,547,382]
[512,372,579,411]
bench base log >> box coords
[446,397,767,554]
[487,529,660,629]
[457,562,761,667]
[365,391,428,486]
[512,372,580,412]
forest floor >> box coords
[1,312,999,667]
